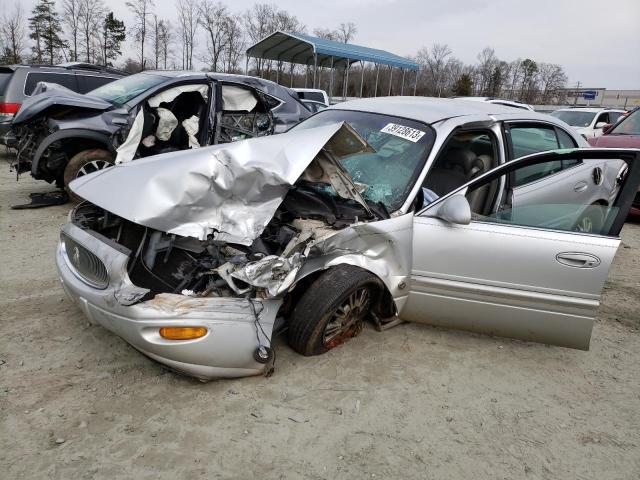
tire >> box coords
[573,204,605,234]
[63,149,114,202]
[287,265,382,356]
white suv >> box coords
[551,107,626,138]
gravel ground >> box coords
[1,150,639,480]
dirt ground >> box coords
[1,149,639,480]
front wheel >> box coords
[63,149,114,202]
[287,265,382,356]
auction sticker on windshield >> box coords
[380,123,426,142]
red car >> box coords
[589,108,640,219]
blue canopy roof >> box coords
[246,31,419,71]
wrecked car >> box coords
[12,71,310,199]
[55,97,640,380]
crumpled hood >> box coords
[12,82,112,125]
[70,122,367,245]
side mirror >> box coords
[601,123,613,134]
[435,195,471,225]
[595,121,608,129]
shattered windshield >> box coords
[293,110,435,211]
[88,73,166,106]
[551,110,596,127]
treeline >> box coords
[1,0,569,104]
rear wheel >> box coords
[63,149,114,202]
[287,265,382,356]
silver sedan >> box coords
[56,97,640,380]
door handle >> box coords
[556,252,601,268]
[573,181,588,193]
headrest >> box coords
[446,148,483,174]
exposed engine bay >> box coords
[71,182,388,301]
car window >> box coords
[596,113,610,125]
[608,112,623,124]
[299,91,325,103]
[610,109,640,135]
[421,130,497,204]
[0,71,12,95]
[556,128,577,149]
[464,157,628,236]
[550,110,596,127]
[509,125,559,158]
[88,72,166,106]
[24,72,78,95]
[77,75,120,94]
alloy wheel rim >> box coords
[76,160,111,178]
[323,287,370,346]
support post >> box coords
[328,56,334,104]
[414,70,418,95]
[374,65,379,97]
[276,67,279,84]
[343,60,350,101]
[401,69,405,95]
[290,63,294,87]
[388,67,393,96]
[359,61,365,98]
[305,64,308,88]
[245,56,249,75]
[313,53,318,88]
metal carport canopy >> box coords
[246,31,419,70]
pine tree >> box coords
[29,0,66,64]
[101,13,126,67]
[452,74,473,96]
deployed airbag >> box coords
[222,85,258,111]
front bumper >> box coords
[56,223,281,380]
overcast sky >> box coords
[16,0,640,89]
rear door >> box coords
[401,148,640,350]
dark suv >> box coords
[0,62,125,146]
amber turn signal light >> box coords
[159,327,207,340]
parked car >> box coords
[12,71,310,199]
[301,98,328,113]
[588,107,640,218]
[55,97,640,380]
[451,96,534,111]
[0,62,125,146]
[551,107,626,138]
[293,88,329,106]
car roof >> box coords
[554,107,625,113]
[328,96,543,124]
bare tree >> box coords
[1,3,27,63]
[176,0,197,70]
[537,63,567,103]
[79,0,105,63]
[62,0,82,61]
[418,43,452,96]
[222,15,244,73]
[126,0,154,70]
[313,27,338,41]
[243,3,278,74]
[337,22,357,43]
[157,20,172,69]
[476,47,497,95]
[198,0,228,72]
